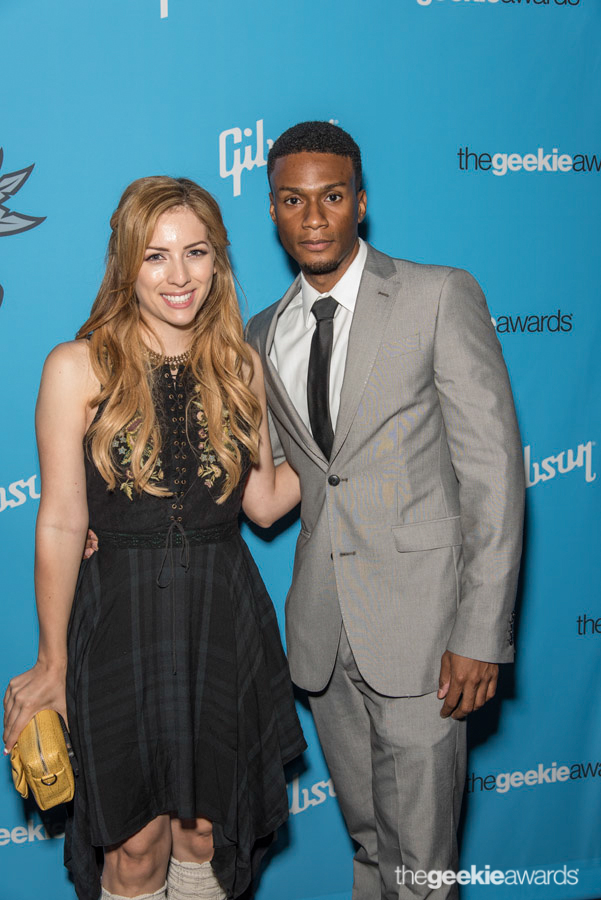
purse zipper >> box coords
[33,717,50,777]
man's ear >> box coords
[357,189,367,224]
[269,192,277,225]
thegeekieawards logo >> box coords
[458,146,599,175]
[0,148,46,308]
[0,819,64,846]
[418,0,579,6]
[492,310,572,334]
[466,759,600,794]
[397,864,579,890]
[576,614,601,636]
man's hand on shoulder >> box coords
[437,651,498,719]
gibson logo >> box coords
[524,441,596,488]
[0,474,40,513]
[219,119,273,197]
[288,773,336,815]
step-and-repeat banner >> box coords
[1,1,599,899]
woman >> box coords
[3,176,305,900]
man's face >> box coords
[269,152,367,291]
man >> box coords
[246,121,525,899]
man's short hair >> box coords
[267,121,363,190]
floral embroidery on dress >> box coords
[192,398,236,489]
[112,415,164,500]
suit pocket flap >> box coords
[391,516,462,552]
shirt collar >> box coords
[301,238,368,328]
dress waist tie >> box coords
[95,521,239,675]
[157,521,191,675]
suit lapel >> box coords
[329,246,398,463]
[261,277,328,470]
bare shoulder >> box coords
[43,340,96,383]
[39,340,99,408]
[44,338,90,370]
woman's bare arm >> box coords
[3,341,95,751]
[241,348,301,529]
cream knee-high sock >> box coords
[167,857,226,899]
[100,884,167,900]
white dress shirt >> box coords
[269,238,368,434]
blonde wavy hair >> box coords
[77,176,261,502]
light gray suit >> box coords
[246,244,525,898]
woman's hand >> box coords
[3,660,67,754]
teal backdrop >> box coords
[1,1,600,899]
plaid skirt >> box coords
[64,525,305,900]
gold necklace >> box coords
[148,348,191,367]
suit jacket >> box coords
[246,244,525,696]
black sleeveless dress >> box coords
[64,362,305,900]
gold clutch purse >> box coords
[10,710,75,810]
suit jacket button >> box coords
[328,474,340,486]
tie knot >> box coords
[311,296,338,323]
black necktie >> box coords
[307,296,338,459]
